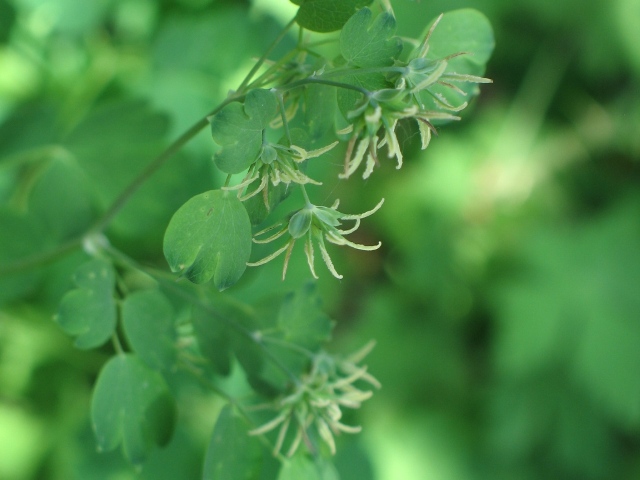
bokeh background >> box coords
[1,0,639,479]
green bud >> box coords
[261,144,278,164]
[288,208,313,239]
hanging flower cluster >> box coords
[338,14,492,179]
[249,341,380,457]
[338,88,461,180]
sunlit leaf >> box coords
[55,258,117,349]
[91,354,176,465]
[163,190,252,289]
[202,405,262,480]
[122,289,177,370]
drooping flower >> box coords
[248,341,380,457]
[338,95,461,180]
[247,198,384,280]
[223,140,338,210]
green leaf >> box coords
[295,0,372,33]
[163,190,252,289]
[191,302,235,376]
[55,258,117,349]
[122,289,177,370]
[301,84,337,144]
[340,8,402,68]
[202,405,262,480]
[91,354,176,465]
[278,283,333,351]
[210,89,278,174]
[424,9,495,68]
[278,454,337,480]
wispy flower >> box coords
[247,198,384,280]
[224,141,338,209]
[338,98,460,180]
[248,342,380,457]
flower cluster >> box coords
[338,14,492,179]
[247,198,384,280]
[249,341,380,457]
[338,89,460,180]
[224,140,337,209]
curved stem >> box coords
[278,77,372,96]
[300,184,311,206]
[276,93,292,145]
[245,49,301,90]
[223,174,232,188]
[318,65,408,79]
[111,333,125,356]
[89,96,241,234]
[0,144,74,172]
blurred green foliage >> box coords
[0,0,639,479]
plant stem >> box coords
[89,98,236,234]
[0,237,82,277]
[111,333,125,356]
[300,184,311,206]
[276,93,292,145]
[237,16,297,93]
[319,65,408,79]
[278,77,372,96]
[0,15,302,277]
[103,243,302,386]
